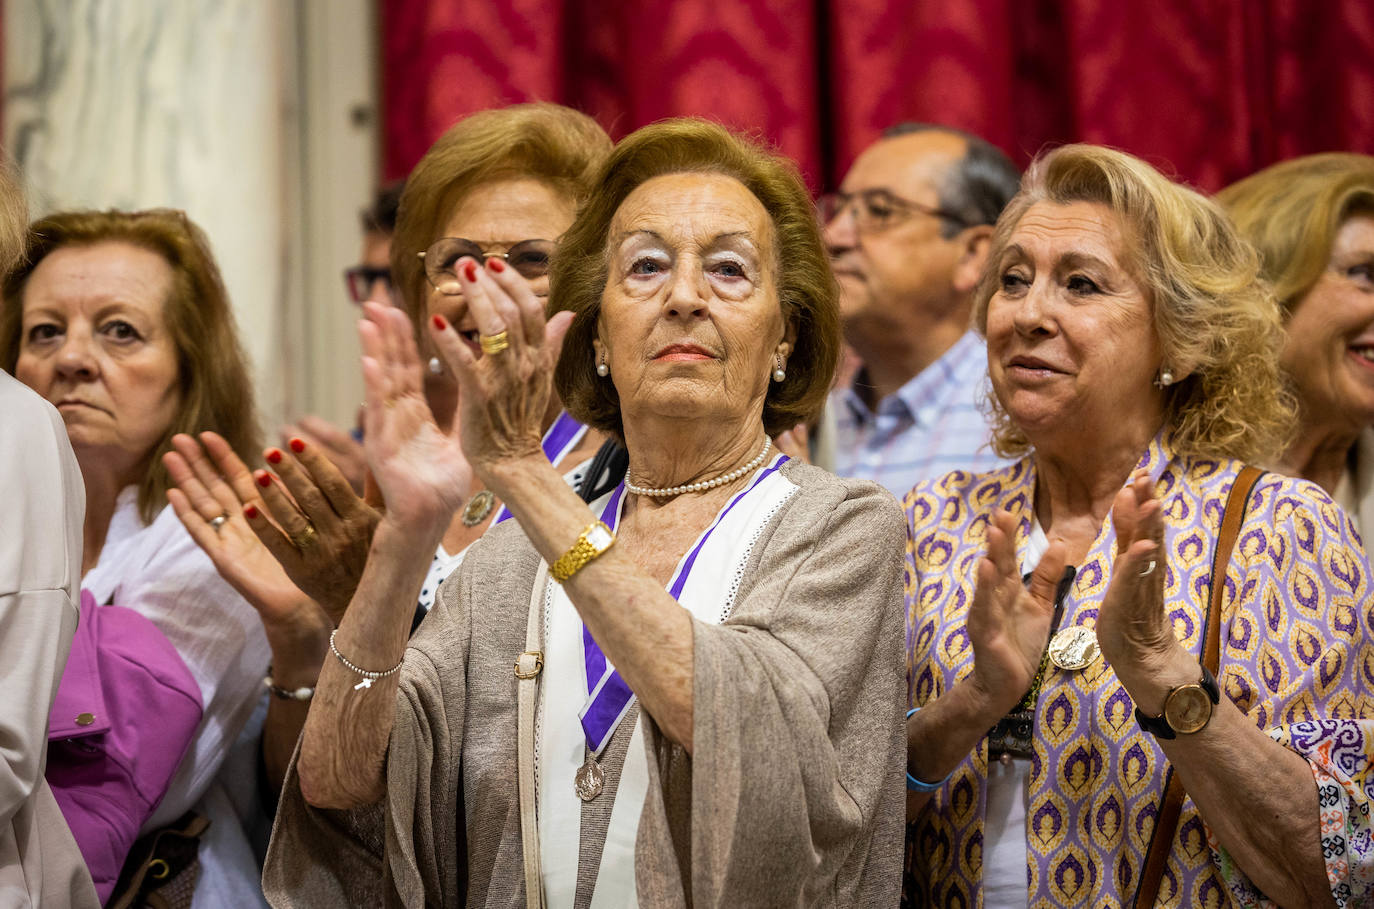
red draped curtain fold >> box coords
[381,0,1374,193]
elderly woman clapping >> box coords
[263,120,907,907]
[1219,153,1374,535]
[903,145,1374,907]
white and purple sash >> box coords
[537,453,798,908]
[493,410,587,525]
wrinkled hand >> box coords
[1095,470,1175,671]
[966,508,1068,717]
[427,257,572,484]
[358,301,476,535]
[164,434,329,635]
[773,423,811,465]
[281,414,367,494]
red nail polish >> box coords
[432,314,447,331]
[463,261,478,282]
[256,473,272,488]
[487,257,506,274]
[244,504,259,519]
[266,449,283,464]
[289,437,305,454]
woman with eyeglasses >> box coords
[162,104,617,801]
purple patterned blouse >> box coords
[903,436,1374,907]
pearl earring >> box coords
[1154,368,1174,388]
[596,355,609,377]
[428,357,443,376]
[772,355,786,383]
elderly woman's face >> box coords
[15,242,182,467]
[1281,214,1374,430]
[985,200,1163,448]
[594,173,788,429]
[427,177,576,357]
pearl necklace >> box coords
[625,439,772,498]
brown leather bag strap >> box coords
[1133,465,1262,907]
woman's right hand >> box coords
[357,301,475,537]
[965,508,1068,717]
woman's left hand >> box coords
[429,258,573,484]
[164,434,330,637]
[1095,470,1179,671]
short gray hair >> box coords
[881,123,1022,237]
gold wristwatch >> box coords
[550,520,616,582]
[1134,665,1220,739]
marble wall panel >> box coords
[5,0,296,425]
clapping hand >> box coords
[165,433,329,634]
[165,431,379,625]
[424,257,572,484]
[966,508,1069,716]
[1095,470,1173,670]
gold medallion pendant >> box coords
[1048,626,1100,671]
[461,490,496,527]
[574,757,605,801]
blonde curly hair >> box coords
[971,144,1294,464]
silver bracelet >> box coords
[329,628,404,691]
[264,667,315,701]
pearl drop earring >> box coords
[428,357,443,376]
[1154,368,1174,388]
[596,355,609,377]
[772,355,786,383]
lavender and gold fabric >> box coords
[903,435,1374,907]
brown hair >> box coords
[391,103,612,337]
[972,144,1294,464]
[1217,152,1374,315]
[0,163,26,276]
[1,209,261,523]
[551,118,839,440]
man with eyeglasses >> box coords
[819,124,1021,497]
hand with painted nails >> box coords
[1094,470,1174,671]
[164,432,331,634]
[280,414,367,494]
[423,255,574,484]
[965,508,1069,716]
[166,431,380,624]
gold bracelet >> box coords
[550,520,616,582]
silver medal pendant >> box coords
[574,757,605,801]
[1048,625,1100,671]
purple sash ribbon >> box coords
[493,411,587,524]
[577,453,789,756]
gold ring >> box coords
[292,522,318,550]
[479,331,510,355]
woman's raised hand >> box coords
[1095,470,1173,670]
[965,508,1068,716]
[166,431,379,625]
[164,433,329,634]
[358,300,475,536]
[426,257,573,483]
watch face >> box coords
[586,525,614,551]
[1164,684,1213,734]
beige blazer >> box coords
[0,372,100,908]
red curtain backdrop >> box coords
[381,0,1374,194]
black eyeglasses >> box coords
[343,265,392,304]
[816,188,969,233]
[418,238,555,292]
